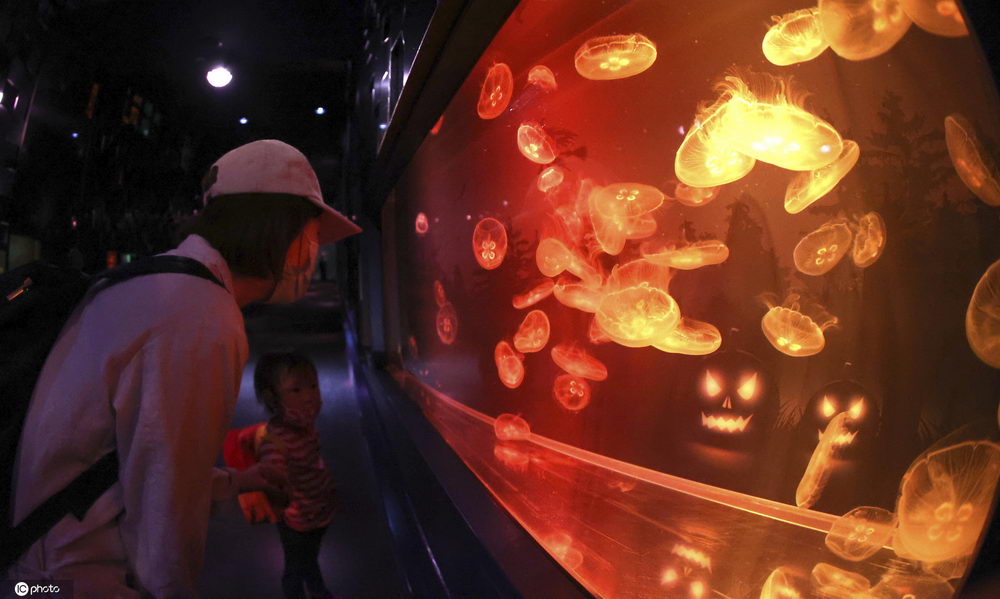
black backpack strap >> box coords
[93,255,225,292]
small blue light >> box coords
[71,132,79,139]
[378,123,387,130]
[315,106,326,115]
[239,117,248,125]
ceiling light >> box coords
[206,66,233,88]
[239,117,248,125]
[315,107,326,115]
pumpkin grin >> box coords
[701,412,753,433]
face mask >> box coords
[267,237,319,304]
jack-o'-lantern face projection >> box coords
[802,379,880,459]
[694,351,775,445]
[477,63,513,120]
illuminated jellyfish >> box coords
[675,94,757,188]
[472,217,508,270]
[674,183,720,207]
[494,443,530,472]
[574,33,657,80]
[759,567,803,599]
[553,279,603,313]
[818,0,912,61]
[825,506,895,561]
[625,214,658,240]
[591,183,665,220]
[494,341,525,389]
[535,237,602,286]
[433,280,448,308]
[415,212,429,235]
[553,374,591,411]
[901,0,968,37]
[596,260,680,348]
[785,140,861,214]
[870,570,954,599]
[793,219,854,276]
[851,211,887,268]
[551,344,608,381]
[537,165,565,193]
[542,532,584,570]
[797,412,850,508]
[527,65,558,91]
[718,72,844,172]
[517,122,558,164]
[920,553,970,581]
[644,240,730,271]
[436,302,458,345]
[967,258,1000,368]
[588,316,611,344]
[761,296,837,357]
[762,8,830,66]
[512,279,555,310]
[652,318,722,356]
[944,114,1000,207]
[589,202,629,256]
[896,440,1000,563]
[514,309,551,353]
[494,413,531,441]
[811,563,872,597]
[477,62,513,119]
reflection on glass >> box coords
[433,280,448,307]
[415,212,429,235]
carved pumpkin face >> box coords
[802,379,879,459]
[694,350,776,446]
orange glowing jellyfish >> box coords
[870,570,954,599]
[517,122,558,164]
[625,214,658,240]
[588,316,611,344]
[785,140,860,214]
[436,302,458,345]
[945,114,1000,207]
[513,279,555,310]
[763,8,830,66]
[553,374,591,412]
[514,310,550,353]
[494,341,525,389]
[415,212,429,235]
[535,237,601,286]
[574,33,657,80]
[901,0,968,37]
[527,65,558,91]
[826,506,895,561]
[760,567,803,599]
[537,166,565,193]
[797,413,850,508]
[551,344,608,381]
[472,217,508,270]
[818,0,912,61]
[652,318,722,356]
[589,204,628,256]
[811,563,871,596]
[967,259,1000,369]
[494,413,531,441]
[675,95,757,188]
[477,62,513,119]
[553,279,603,314]
[762,300,837,357]
[493,443,530,472]
[674,183,720,207]
[433,280,447,308]
[793,219,854,276]
[591,183,665,219]
[596,260,679,348]
[896,440,1000,563]
[644,240,730,271]
[851,211,886,268]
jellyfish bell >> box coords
[513,309,551,353]
[537,165,566,192]
[589,201,629,256]
[851,211,887,268]
[477,62,513,119]
[542,532,584,570]
[494,341,526,389]
[810,563,872,597]
[674,182,720,207]
[785,140,861,214]
[415,212,429,235]
[870,570,955,599]
[944,114,1000,207]
[762,8,831,66]
[493,443,531,472]
[760,567,804,599]
[472,217,508,270]
[591,183,665,219]
[494,413,531,441]
[644,240,730,270]
[825,506,896,561]
[762,302,836,357]
[675,95,757,188]
[793,219,854,276]
[553,278,603,313]
[574,33,657,80]
[551,344,608,381]
[517,122,558,164]
[588,316,612,344]
[797,414,851,508]
[436,302,458,345]
[527,64,558,91]
[433,280,448,308]
[967,258,1000,369]
[901,0,968,37]
[652,318,722,356]
[597,260,680,348]
[553,374,592,411]
[513,279,555,309]
[625,213,659,240]
[536,237,574,277]
[818,0,912,61]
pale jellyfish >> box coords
[901,0,968,37]
[512,279,555,309]
[869,570,954,599]
[851,211,886,268]
[644,240,730,270]
[472,217,508,270]
[591,183,665,219]
[589,202,629,256]
[542,532,584,570]
[551,344,608,381]
[527,65,558,91]
[535,237,601,286]
[596,260,680,348]
[920,554,970,581]
[967,259,1000,369]
[494,413,531,441]
[674,183,720,207]
[818,0,912,61]
[675,94,757,188]
[494,341,525,389]
[652,318,722,356]
[762,8,830,66]
[944,114,1000,207]
[553,374,591,411]
[553,279,603,313]
[415,212,429,235]
[513,309,550,353]
[797,412,850,508]
[895,440,1000,563]
[762,297,837,357]
[477,62,513,119]
[588,316,612,344]
[793,219,854,276]
[625,213,658,240]
[517,122,558,164]
[811,563,871,596]
[537,166,565,193]
[825,506,895,561]
[759,567,803,599]
[493,443,530,472]
[436,303,458,345]
[574,33,657,80]
[785,140,861,214]
[433,280,447,308]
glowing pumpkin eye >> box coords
[737,372,758,400]
[849,397,865,419]
[703,371,722,397]
[821,395,836,418]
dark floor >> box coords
[200,280,404,599]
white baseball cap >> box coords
[202,139,362,244]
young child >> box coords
[254,352,337,599]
